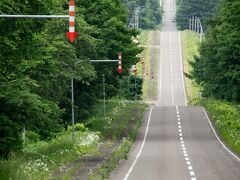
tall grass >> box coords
[0,99,146,179]
[181,30,201,100]
[87,99,146,140]
[0,130,100,180]
[192,98,240,154]
[88,101,146,179]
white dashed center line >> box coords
[175,106,197,180]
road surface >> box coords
[110,0,240,179]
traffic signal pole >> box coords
[71,54,123,142]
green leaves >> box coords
[193,98,240,154]
[0,0,143,157]
[176,0,220,30]
[0,114,22,157]
[191,0,240,102]
[124,0,162,29]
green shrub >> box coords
[0,115,22,158]
[192,98,240,154]
[75,123,87,132]
[25,131,40,143]
[90,138,132,179]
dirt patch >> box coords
[50,142,120,180]
[123,109,140,137]
[72,142,120,180]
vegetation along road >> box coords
[0,0,240,179]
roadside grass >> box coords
[89,138,132,180]
[181,30,240,155]
[141,31,151,100]
[136,30,150,81]
[181,30,201,101]
[141,31,159,101]
[88,101,146,179]
[0,99,146,179]
[192,98,240,155]
[133,30,159,102]
[138,30,150,45]
[0,130,100,180]
[151,32,160,101]
[87,99,146,140]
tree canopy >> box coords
[176,0,220,30]
[0,0,142,157]
[190,0,240,103]
[123,0,162,29]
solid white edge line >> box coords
[123,106,154,180]
[178,31,188,106]
[202,107,240,161]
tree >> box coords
[0,0,96,156]
[176,0,220,30]
[123,0,162,29]
[190,0,240,102]
[0,0,143,157]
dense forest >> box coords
[190,0,240,103]
[0,0,147,157]
[123,0,162,29]
[176,0,220,30]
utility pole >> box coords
[194,16,197,32]
[197,17,200,34]
[135,76,137,101]
[189,18,192,30]
[191,16,194,31]
[71,77,75,143]
[133,65,137,101]
[189,16,204,42]
[103,74,106,118]
[128,75,131,93]
[22,126,26,144]
[200,23,204,42]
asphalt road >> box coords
[110,0,240,179]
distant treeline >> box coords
[123,0,162,29]
[176,0,221,30]
[190,0,240,103]
[0,0,143,157]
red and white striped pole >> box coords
[118,53,123,74]
[66,0,78,42]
